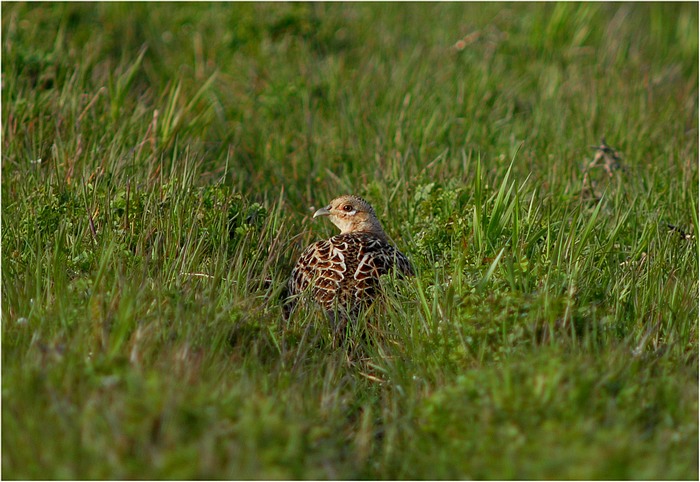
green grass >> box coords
[2,2,698,479]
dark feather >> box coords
[284,232,413,322]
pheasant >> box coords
[284,195,414,325]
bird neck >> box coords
[343,222,388,241]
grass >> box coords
[2,2,698,479]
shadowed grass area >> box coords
[2,2,698,479]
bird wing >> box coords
[286,233,414,319]
[350,233,414,281]
[289,238,346,305]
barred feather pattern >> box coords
[285,232,414,321]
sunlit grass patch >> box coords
[2,2,697,479]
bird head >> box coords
[313,195,386,237]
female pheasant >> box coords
[284,195,414,324]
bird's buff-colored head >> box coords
[313,195,386,238]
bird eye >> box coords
[342,204,353,212]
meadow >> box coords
[2,2,698,479]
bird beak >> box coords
[313,206,331,218]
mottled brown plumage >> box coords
[284,195,414,323]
